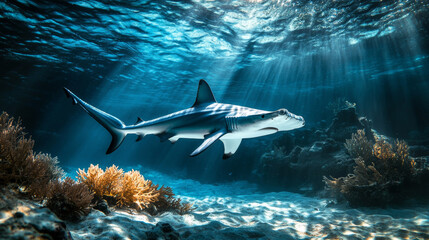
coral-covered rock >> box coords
[256,141,353,193]
[324,130,429,207]
[326,107,364,141]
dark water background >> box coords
[1,0,428,183]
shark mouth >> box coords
[259,127,279,131]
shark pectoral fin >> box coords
[169,136,179,144]
[220,139,242,160]
[190,129,226,157]
[136,134,145,142]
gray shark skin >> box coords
[64,80,305,159]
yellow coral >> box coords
[373,139,395,160]
[115,170,159,209]
[394,140,409,166]
[102,165,123,196]
[77,164,104,196]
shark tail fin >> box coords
[64,87,126,154]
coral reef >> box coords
[256,105,428,205]
[0,112,92,221]
[0,111,190,224]
[0,112,64,198]
[78,164,193,215]
[324,130,429,206]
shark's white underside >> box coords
[64,80,305,159]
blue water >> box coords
[1,0,429,183]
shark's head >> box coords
[235,108,305,133]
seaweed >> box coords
[324,130,427,207]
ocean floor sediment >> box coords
[1,166,428,240]
[64,166,429,240]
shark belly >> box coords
[221,128,278,139]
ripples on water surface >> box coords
[1,0,427,82]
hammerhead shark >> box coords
[64,80,305,159]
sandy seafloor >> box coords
[65,165,429,240]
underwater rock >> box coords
[257,141,353,193]
[0,187,72,240]
[93,198,110,215]
[409,145,429,158]
[326,107,365,141]
[146,222,181,240]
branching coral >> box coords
[344,130,373,161]
[78,165,193,215]
[115,170,160,209]
[0,112,64,198]
[324,130,427,206]
[46,177,93,222]
[150,186,195,215]
[0,112,91,221]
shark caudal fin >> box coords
[63,87,126,154]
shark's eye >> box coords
[278,109,287,115]
[261,115,265,118]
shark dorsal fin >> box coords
[135,117,143,125]
[192,79,217,107]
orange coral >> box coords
[373,139,395,160]
[77,164,104,196]
[78,165,193,214]
[0,112,94,221]
[102,165,123,196]
[115,170,159,209]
